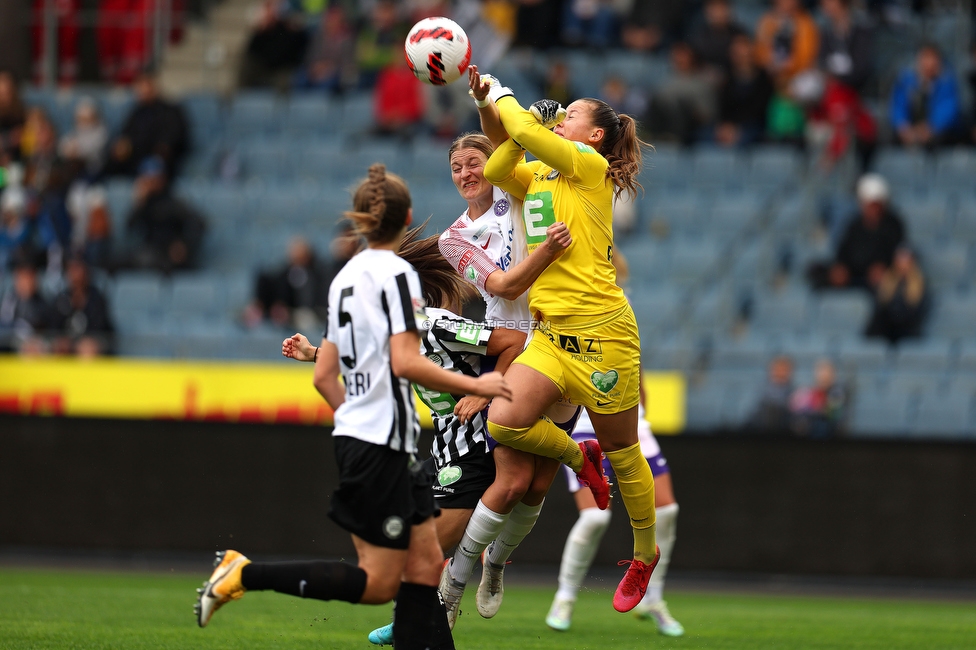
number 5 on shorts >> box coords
[523,191,556,246]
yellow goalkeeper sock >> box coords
[605,442,657,563]
[488,416,584,471]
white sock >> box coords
[554,507,612,602]
[449,500,508,585]
[641,502,678,606]
[485,500,544,567]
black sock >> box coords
[240,561,367,603]
[393,582,455,650]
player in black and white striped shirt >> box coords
[283,227,527,646]
[195,165,510,650]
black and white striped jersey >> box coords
[417,307,493,467]
[324,248,426,453]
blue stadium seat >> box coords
[896,194,951,238]
[837,338,891,372]
[709,333,771,371]
[813,291,872,337]
[116,332,176,358]
[750,287,812,334]
[916,239,970,290]
[170,274,222,318]
[951,202,976,244]
[110,273,169,329]
[283,94,338,137]
[665,237,723,286]
[684,385,724,430]
[708,195,764,238]
[749,146,805,191]
[848,390,912,437]
[957,342,976,373]
[629,285,684,338]
[643,333,703,372]
[226,91,284,136]
[691,147,745,191]
[933,148,976,192]
[911,390,974,437]
[337,92,376,136]
[646,193,708,237]
[182,93,224,140]
[873,148,932,192]
[892,339,953,373]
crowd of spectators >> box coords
[0,66,208,357]
[224,0,976,154]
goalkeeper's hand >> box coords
[529,99,567,130]
[467,66,513,105]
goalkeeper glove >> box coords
[470,73,514,105]
[529,99,567,130]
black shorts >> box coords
[424,442,496,510]
[329,436,438,550]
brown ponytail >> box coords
[580,98,650,201]
[397,219,472,311]
[345,163,412,244]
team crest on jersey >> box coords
[437,465,462,487]
[493,198,510,216]
[546,169,560,180]
[383,516,405,540]
[428,353,444,366]
[465,265,477,282]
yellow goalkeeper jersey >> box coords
[485,96,628,317]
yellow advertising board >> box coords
[0,356,685,432]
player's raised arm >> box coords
[468,65,509,150]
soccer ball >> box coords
[404,17,471,86]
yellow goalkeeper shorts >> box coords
[515,303,641,414]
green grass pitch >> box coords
[2,567,975,649]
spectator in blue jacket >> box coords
[890,44,965,148]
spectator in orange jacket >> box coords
[754,0,820,90]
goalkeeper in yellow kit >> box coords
[477,75,659,613]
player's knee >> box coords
[578,507,612,538]
[487,420,530,446]
[361,572,401,604]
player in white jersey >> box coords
[194,164,510,650]
[545,251,684,636]
[436,127,583,627]
[284,228,544,646]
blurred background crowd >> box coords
[1,0,975,438]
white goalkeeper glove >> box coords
[469,73,514,107]
[529,99,567,130]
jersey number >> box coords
[338,287,357,368]
[523,191,556,246]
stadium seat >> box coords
[182,93,224,140]
[848,390,912,438]
[629,285,685,338]
[684,385,724,431]
[896,194,951,238]
[645,192,707,238]
[643,333,703,372]
[910,390,973,437]
[927,292,976,340]
[836,338,891,372]
[283,94,338,137]
[892,339,953,373]
[691,147,745,191]
[873,148,932,193]
[170,274,222,318]
[813,292,872,337]
[226,91,284,137]
[709,333,771,371]
[111,273,169,325]
[749,146,805,191]
[749,287,812,334]
[915,239,970,290]
[933,148,976,192]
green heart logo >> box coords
[590,370,619,394]
[438,465,462,487]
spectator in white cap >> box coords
[808,173,907,291]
